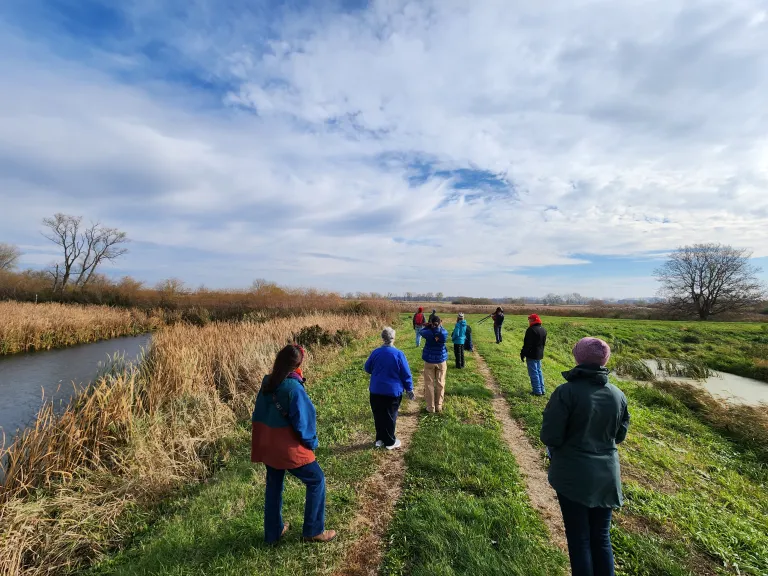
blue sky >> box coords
[1,0,767,298]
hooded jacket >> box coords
[540,365,630,508]
[451,320,468,345]
[251,374,318,470]
[419,325,449,364]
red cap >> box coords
[418,307,423,312]
[528,314,542,325]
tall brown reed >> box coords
[0,312,377,576]
[0,301,162,354]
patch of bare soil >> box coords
[473,349,568,552]
[332,375,424,576]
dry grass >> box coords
[0,301,162,354]
[0,313,378,576]
[652,379,768,465]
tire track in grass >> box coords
[333,374,425,576]
[473,345,567,552]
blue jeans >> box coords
[557,494,615,576]
[415,327,422,347]
[494,324,503,343]
[526,359,545,395]
[264,461,326,542]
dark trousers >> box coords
[557,494,615,576]
[370,393,402,446]
[265,461,326,542]
[494,324,503,343]
[453,344,465,368]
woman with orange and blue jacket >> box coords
[251,345,336,544]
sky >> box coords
[1,0,767,299]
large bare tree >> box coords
[654,243,766,320]
[42,213,129,291]
[0,243,22,271]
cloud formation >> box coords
[1,0,767,297]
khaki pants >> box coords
[423,361,447,412]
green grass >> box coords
[88,330,411,576]
[474,314,768,576]
[380,316,567,576]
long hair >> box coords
[263,345,303,393]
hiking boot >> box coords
[304,530,337,543]
[385,438,402,450]
[374,440,384,448]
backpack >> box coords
[414,312,425,325]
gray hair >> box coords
[381,326,396,345]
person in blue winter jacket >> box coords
[419,316,449,412]
[364,327,415,450]
[451,313,468,369]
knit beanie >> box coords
[458,313,465,319]
[572,337,611,366]
[528,313,542,325]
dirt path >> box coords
[332,375,424,576]
[473,349,567,551]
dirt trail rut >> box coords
[474,349,567,551]
[332,374,424,576]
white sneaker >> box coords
[374,440,384,448]
[386,439,402,450]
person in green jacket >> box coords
[450,313,467,369]
[540,337,630,576]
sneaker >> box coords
[374,440,384,448]
[385,438,402,450]
[303,530,337,543]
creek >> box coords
[0,334,151,441]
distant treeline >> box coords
[0,271,393,320]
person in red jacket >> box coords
[412,307,427,347]
[251,345,336,544]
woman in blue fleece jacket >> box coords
[364,327,414,450]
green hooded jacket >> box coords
[540,365,630,508]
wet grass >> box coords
[474,314,768,576]
[381,317,567,576]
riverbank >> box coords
[476,314,768,575]
[0,301,162,354]
[0,313,378,576]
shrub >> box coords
[681,334,701,344]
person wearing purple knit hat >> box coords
[540,337,630,576]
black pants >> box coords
[370,393,402,447]
[453,344,465,368]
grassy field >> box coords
[381,321,567,575]
[0,313,378,576]
[0,301,163,354]
[4,309,767,576]
[474,314,768,576]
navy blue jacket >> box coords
[419,326,449,363]
[365,345,414,397]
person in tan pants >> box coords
[418,316,449,413]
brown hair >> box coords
[263,345,303,393]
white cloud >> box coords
[1,1,767,298]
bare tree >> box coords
[0,243,22,271]
[654,243,766,320]
[42,213,128,291]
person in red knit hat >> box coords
[521,314,547,395]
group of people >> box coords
[250,310,630,576]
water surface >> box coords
[640,360,768,406]
[0,334,151,440]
